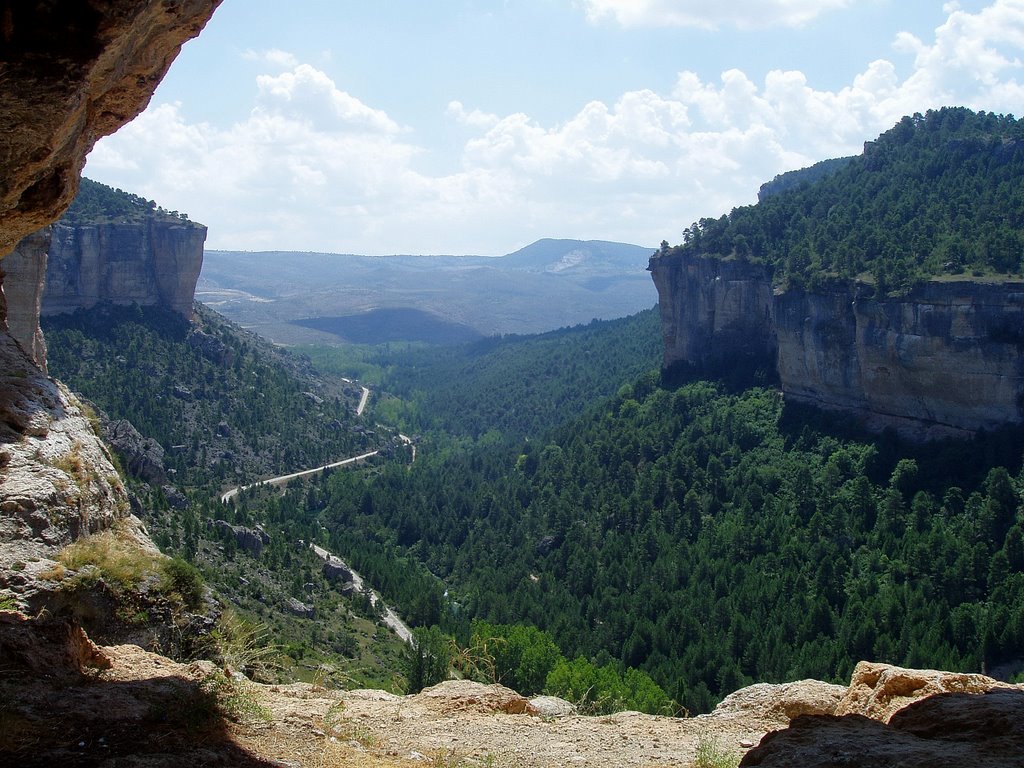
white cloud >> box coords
[86,3,1024,255]
[446,101,501,130]
[256,64,401,134]
[578,0,852,29]
[243,48,300,68]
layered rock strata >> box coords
[42,219,207,317]
[650,252,1024,436]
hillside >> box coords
[197,239,657,344]
[650,108,1024,437]
[302,307,662,440]
[42,303,410,688]
[666,108,1024,292]
[2,4,1024,765]
[314,374,1024,713]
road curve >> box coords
[356,386,370,416]
[309,543,414,644]
[219,450,380,504]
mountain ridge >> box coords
[198,238,657,344]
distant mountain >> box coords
[198,239,658,345]
[499,238,655,273]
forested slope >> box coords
[44,303,376,492]
[305,307,662,440]
[320,376,1024,713]
[666,107,1024,293]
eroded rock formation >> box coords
[738,661,1023,767]
[42,219,206,317]
[1,227,50,370]
[0,0,221,627]
[0,0,223,259]
[650,251,1024,437]
[0,330,145,595]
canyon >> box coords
[0,2,1021,766]
[650,251,1024,437]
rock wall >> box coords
[0,0,223,259]
[0,0,221,609]
[649,253,776,373]
[0,329,153,599]
[43,220,207,317]
[650,251,1024,436]
[1,228,50,371]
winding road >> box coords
[356,385,370,416]
[219,382,416,643]
[309,543,414,644]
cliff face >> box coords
[649,253,776,374]
[651,252,1024,436]
[0,329,151,599]
[43,220,206,317]
[2,228,51,371]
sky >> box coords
[84,0,1024,256]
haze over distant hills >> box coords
[197,238,657,345]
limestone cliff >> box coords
[1,228,50,371]
[649,253,776,375]
[650,251,1024,437]
[42,219,206,317]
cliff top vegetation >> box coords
[658,107,1024,295]
[61,177,197,226]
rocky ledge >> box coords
[1,615,1019,768]
[43,219,207,318]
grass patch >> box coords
[54,530,206,611]
[145,671,270,733]
[211,611,280,682]
[693,733,739,768]
[58,531,161,590]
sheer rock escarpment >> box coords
[42,218,207,317]
[650,251,1024,437]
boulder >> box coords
[103,418,167,485]
[208,520,270,557]
[836,661,1017,723]
[418,680,538,716]
[739,662,1024,768]
[740,690,1024,768]
[529,695,577,718]
[285,597,315,619]
[711,679,847,730]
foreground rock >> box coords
[836,660,1016,722]
[3,619,1022,768]
[0,0,223,257]
[740,662,1024,767]
[739,690,1024,768]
